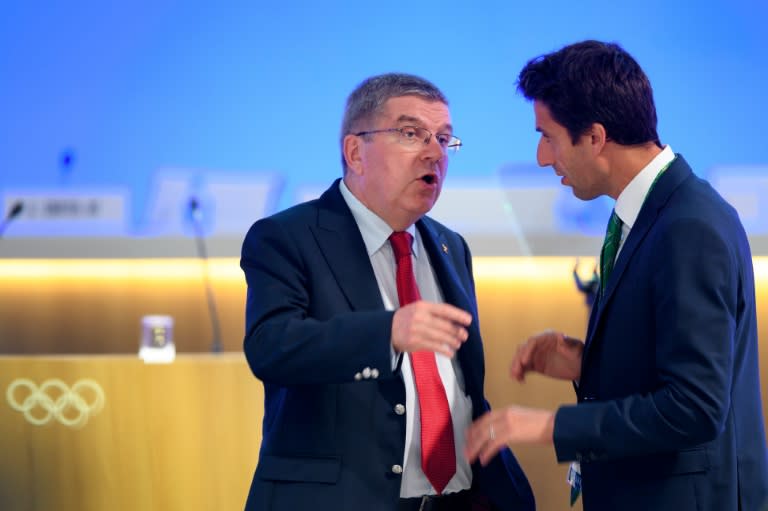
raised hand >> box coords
[510,330,584,382]
[391,301,471,358]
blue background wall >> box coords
[2,0,767,233]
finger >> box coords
[463,415,491,463]
[556,336,572,357]
[428,335,463,358]
[410,318,467,352]
[509,348,523,380]
[477,435,506,466]
[419,313,469,342]
[438,342,457,358]
[509,357,526,382]
[465,415,504,466]
[560,334,584,352]
[429,303,472,326]
[402,303,466,341]
[510,343,533,381]
[476,414,511,466]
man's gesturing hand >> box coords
[391,301,471,358]
[510,330,584,382]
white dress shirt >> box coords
[339,179,473,497]
[613,145,676,257]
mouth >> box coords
[420,173,437,185]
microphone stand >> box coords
[0,202,24,238]
[189,198,223,353]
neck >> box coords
[343,175,419,232]
[605,142,663,199]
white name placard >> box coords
[2,190,129,236]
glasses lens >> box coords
[398,126,426,145]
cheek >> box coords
[554,146,571,167]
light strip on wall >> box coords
[0,259,243,281]
[0,257,766,281]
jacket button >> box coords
[394,404,405,415]
[362,367,371,379]
[391,464,403,475]
[370,368,380,379]
[354,372,362,381]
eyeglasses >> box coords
[355,125,462,153]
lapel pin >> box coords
[441,243,448,254]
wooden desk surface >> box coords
[0,354,262,511]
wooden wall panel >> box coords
[0,257,766,511]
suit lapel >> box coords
[416,219,473,314]
[583,156,693,361]
[417,219,485,399]
[310,180,384,311]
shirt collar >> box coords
[614,145,675,228]
[338,179,418,257]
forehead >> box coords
[380,95,451,127]
[533,101,559,129]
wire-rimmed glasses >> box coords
[355,125,462,153]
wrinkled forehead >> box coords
[378,95,452,131]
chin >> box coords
[410,201,434,219]
[573,189,600,201]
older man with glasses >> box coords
[240,73,534,511]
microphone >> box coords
[59,148,76,184]
[189,197,223,353]
[0,201,24,238]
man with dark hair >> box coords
[241,72,534,511]
[465,40,768,510]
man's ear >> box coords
[589,123,607,155]
[343,134,364,175]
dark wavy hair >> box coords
[517,40,660,147]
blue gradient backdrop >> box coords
[1,1,767,230]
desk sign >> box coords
[2,190,129,236]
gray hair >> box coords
[340,73,448,173]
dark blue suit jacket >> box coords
[553,156,768,510]
[240,180,535,511]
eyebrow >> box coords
[394,114,453,134]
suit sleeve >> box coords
[240,216,395,386]
[554,216,737,462]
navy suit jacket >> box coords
[240,180,535,511]
[553,156,768,510]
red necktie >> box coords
[389,231,456,495]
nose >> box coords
[421,133,446,161]
[536,138,552,167]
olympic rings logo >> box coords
[6,378,105,428]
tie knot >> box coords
[390,231,413,259]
